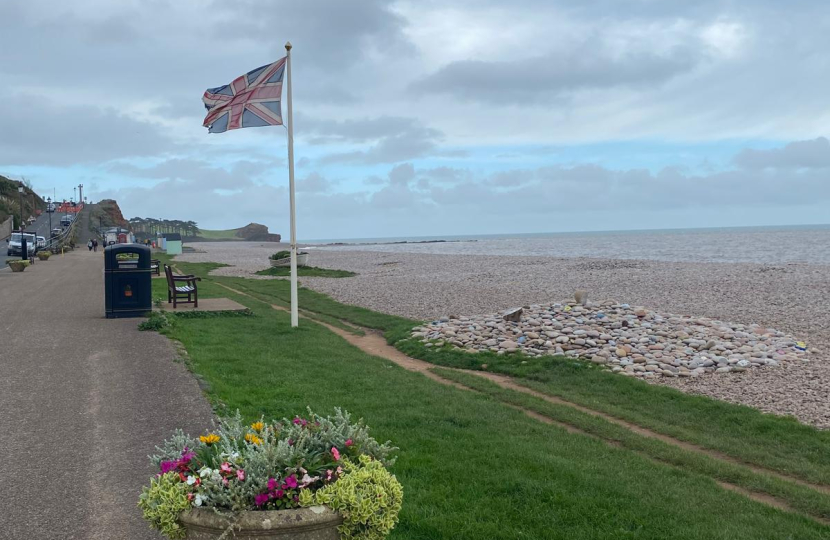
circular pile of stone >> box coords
[411,295,809,379]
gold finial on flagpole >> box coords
[285,41,292,51]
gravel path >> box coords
[178,242,829,429]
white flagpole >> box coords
[285,41,299,328]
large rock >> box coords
[502,307,523,323]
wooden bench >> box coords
[164,264,201,308]
[150,259,160,276]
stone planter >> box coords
[8,260,28,272]
[37,252,51,261]
[179,506,342,539]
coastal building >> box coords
[163,232,182,255]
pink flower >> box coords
[284,475,298,489]
[255,493,270,506]
[293,417,301,425]
[331,447,341,461]
[267,478,278,491]
[160,461,177,474]
[236,469,245,481]
[220,462,232,474]
[222,478,229,486]
[345,439,353,447]
[325,469,333,481]
[275,489,285,499]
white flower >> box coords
[186,475,197,485]
[194,494,204,507]
[199,467,213,478]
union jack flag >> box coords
[202,57,286,133]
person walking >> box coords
[92,238,98,252]
[87,239,93,252]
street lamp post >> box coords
[18,184,26,260]
[18,184,23,231]
[46,197,52,249]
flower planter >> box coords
[269,252,309,267]
[179,506,342,540]
[8,260,28,272]
[37,251,51,261]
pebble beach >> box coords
[179,242,830,429]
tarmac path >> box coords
[0,248,214,539]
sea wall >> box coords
[0,216,12,240]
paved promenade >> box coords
[0,249,214,539]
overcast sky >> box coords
[1,0,828,240]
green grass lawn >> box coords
[156,260,830,490]
[255,265,357,278]
[150,287,828,538]
[148,256,830,534]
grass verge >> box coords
[161,255,830,489]
[158,291,829,539]
[432,367,830,522]
[255,266,357,278]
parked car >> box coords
[37,236,46,249]
[6,232,38,256]
[51,228,62,238]
[60,215,73,227]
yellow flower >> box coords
[199,433,221,445]
[250,421,264,432]
[245,433,263,445]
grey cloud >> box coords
[296,172,331,193]
[0,94,175,166]
[109,158,276,190]
[300,115,434,145]
[734,137,830,170]
[215,0,412,69]
[99,179,288,231]
[388,163,416,185]
[413,45,699,104]
[308,116,443,164]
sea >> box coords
[309,225,830,265]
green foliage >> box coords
[145,410,398,515]
[256,266,357,278]
[7,260,30,271]
[301,455,403,540]
[269,250,291,260]
[138,472,191,539]
[155,284,830,540]
[139,311,171,331]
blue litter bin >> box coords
[104,244,152,318]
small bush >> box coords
[139,311,172,331]
[138,472,191,540]
[300,455,403,540]
[269,250,291,261]
[8,260,30,272]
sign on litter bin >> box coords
[104,244,152,318]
